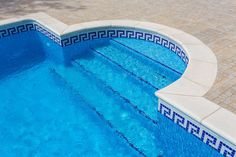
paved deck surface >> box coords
[0,0,235,113]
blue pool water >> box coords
[0,31,222,157]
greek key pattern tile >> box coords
[159,102,236,157]
[61,29,189,65]
[0,23,35,37]
[0,21,188,65]
[0,22,61,45]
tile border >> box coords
[1,12,236,157]
[61,28,189,65]
[159,99,236,157]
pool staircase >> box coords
[52,65,164,157]
[49,41,182,156]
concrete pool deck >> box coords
[0,0,235,113]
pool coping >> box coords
[1,12,236,156]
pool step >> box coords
[90,47,158,90]
[93,41,179,89]
[110,38,186,74]
[50,68,139,157]
[72,60,158,125]
[75,50,158,121]
[53,65,163,157]
[110,39,182,75]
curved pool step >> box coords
[72,60,158,125]
[53,65,163,157]
[93,42,178,89]
[110,39,182,75]
[90,47,158,90]
[75,51,158,121]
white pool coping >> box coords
[1,12,236,154]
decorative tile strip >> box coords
[0,21,189,65]
[0,21,61,45]
[159,101,236,157]
[0,23,35,38]
[61,29,189,65]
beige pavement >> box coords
[0,0,235,113]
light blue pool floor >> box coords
[0,38,222,157]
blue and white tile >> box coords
[202,108,236,147]
[158,99,236,157]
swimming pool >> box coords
[0,13,235,157]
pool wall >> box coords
[0,12,236,157]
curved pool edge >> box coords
[1,12,236,156]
